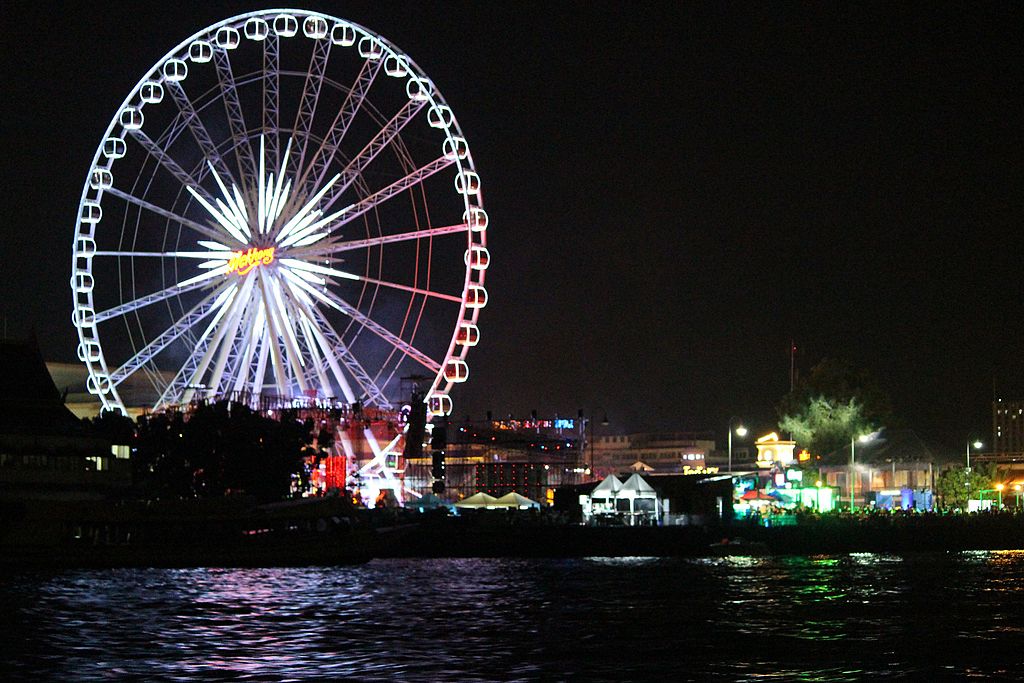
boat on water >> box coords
[708,537,771,557]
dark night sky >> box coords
[2,2,1021,452]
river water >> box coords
[3,551,1023,680]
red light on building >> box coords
[323,455,347,491]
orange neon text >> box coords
[227,247,275,275]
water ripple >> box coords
[3,551,1024,679]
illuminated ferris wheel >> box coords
[70,9,487,422]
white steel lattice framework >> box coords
[70,10,488,494]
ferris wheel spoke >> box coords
[182,277,252,402]
[213,50,259,199]
[156,280,244,406]
[319,98,430,215]
[204,280,258,398]
[308,306,389,407]
[229,302,263,395]
[103,187,234,244]
[263,33,281,170]
[248,305,272,396]
[305,283,440,373]
[94,277,213,324]
[292,36,332,176]
[296,314,332,397]
[128,129,215,205]
[255,275,301,394]
[323,155,456,233]
[92,250,231,259]
[304,58,383,194]
[328,268,463,303]
[290,295,343,400]
[269,276,311,394]
[188,274,256,402]
[291,222,470,259]
[283,277,374,405]
[165,81,240,193]
[110,283,234,386]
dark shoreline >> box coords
[376,513,1024,559]
[4,507,1023,568]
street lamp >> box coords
[996,483,1004,509]
[581,408,609,476]
[966,440,982,504]
[727,417,747,473]
[850,432,872,511]
[966,440,983,471]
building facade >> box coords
[993,399,1024,455]
[589,432,717,478]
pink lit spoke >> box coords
[347,274,463,303]
[290,222,469,258]
[318,288,440,373]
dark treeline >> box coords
[88,402,314,502]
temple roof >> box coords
[0,337,88,437]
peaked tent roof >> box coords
[591,474,624,495]
[620,473,658,495]
[630,460,655,471]
[495,492,540,508]
[454,492,500,508]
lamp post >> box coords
[727,417,747,473]
[966,440,982,504]
[996,483,1004,509]
[850,433,872,511]
[583,408,609,476]
[966,440,982,471]
[1015,484,1022,508]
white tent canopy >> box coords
[494,492,540,509]
[581,473,661,525]
[454,492,500,508]
[591,474,624,496]
[620,473,658,497]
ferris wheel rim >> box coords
[71,8,487,418]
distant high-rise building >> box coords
[993,399,1024,454]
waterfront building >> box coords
[752,432,797,468]
[404,417,586,503]
[993,399,1024,456]
[0,338,130,503]
[819,429,937,509]
[589,432,717,478]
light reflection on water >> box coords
[2,551,1023,680]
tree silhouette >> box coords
[133,401,308,501]
[777,359,894,455]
